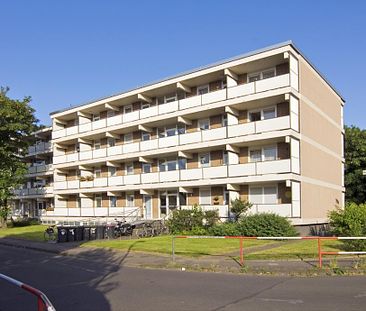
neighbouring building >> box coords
[14,41,345,226]
[12,127,54,218]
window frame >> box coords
[110,196,117,208]
[109,166,117,177]
[199,153,210,168]
[142,163,152,174]
[247,105,277,122]
[92,113,100,122]
[107,110,115,118]
[123,105,133,114]
[141,131,151,141]
[94,194,102,208]
[124,133,133,144]
[126,163,134,175]
[248,185,278,205]
[108,137,115,147]
[199,188,211,205]
[248,145,278,163]
[126,193,134,207]
[247,67,276,83]
[197,84,210,95]
[141,102,150,109]
[198,118,210,131]
[94,168,102,178]
[94,140,101,150]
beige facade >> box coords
[26,41,344,225]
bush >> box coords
[230,199,252,222]
[209,213,297,237]
[329,203,366,250]
[167,205,219,234]
[6,218,40,228]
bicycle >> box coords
[44,225,57,242]
[138,222,155,238]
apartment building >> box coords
[41,41,344,225]
[12,127,54,218]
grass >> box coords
[0,225,48,241]
[82,236,273,257]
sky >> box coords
[1,0,365,127]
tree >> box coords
[344,126,366,204]
[230,199,252,222]
[0,87,38,227]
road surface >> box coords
[0,244,365,311]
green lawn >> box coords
[82,236,273,257]
[0,225,48,241]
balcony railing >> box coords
[53,159,292,191]
[249,203,292,217]
[14,186,53,197]
[27,142,52,155]
[53,115,292,164]
[52,74,291,140]
[27,164,53,175]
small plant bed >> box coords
[0,225,48,241]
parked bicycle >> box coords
[138,222,155,238]
[44,225,57,242]
[113,218,135,238]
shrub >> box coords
[167,205,219,234]
[237,213,298,237]
[329,203,366,250]
[230,199,252,222]
[7,218,40,228]
[208,223,240,236]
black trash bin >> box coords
[96,226,106,240]
[75,226,84,241]
[90,227,97,240]
[105,225,115,239]
[67,227,76,242]
[57,227,68,243]
[83,227,91,240]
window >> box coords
[95,195,102,208]
[142,163,151,174]
[262,69,275,79]
[108,138,115,147]
[166,126,176,137]
[263,107,276,120]
[199,153,210,167]
[141,102,150,109]
[222,114,228,127]
[198,119,210,131]
[167,160,177,171]
[141,132,151,141]
[263,146,277,161]
[199,188,211,205]
[107,110,115,118]
[223,151,229,165]
[124,133,133,143]
[110,196,117,208]
[126,163,134,175]
[92,114,100,122]
[94,168,101,178]
[177,124,186,135]
[159,160,166,172]
[158,128,165,138]
[109,166,117,177]
[248,107,276,122]
[126,194,134,207]
[165,93,177,103]
[178,158,186,170]
[94,140,101,150]
[124,105,132,114]
[247,68,276,83]
[249,186,277,204]
[249,111,261,122]
[179,192,187,206]
[197,85,209,95]
[250,150,262,163]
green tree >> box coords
[344,126,366,203]
[230,199,252,222]
[0,87,38,227]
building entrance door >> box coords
[143,195,152,219]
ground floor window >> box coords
[199,188,211,205]
[249,186,277,204]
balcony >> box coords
[27,164,53,175]
[52,74,292,140]
[54,159,292,191]
[54,115,292,165]
[14,186,53,197]
[27,142,52,155]
[249,203,292,217]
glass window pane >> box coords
[124,105,132,114]
[248,74,260,83]
[178,125,185,134]
[142,163,151,173]
[250,187,263,204]
[179,193,187,205]
[249,111,261,122]
[107,110,115,118]
[168,195,177,208]
[178,158,186,170]
[199,119,210,130]
[127,195,134,207]
[110,196,117,207]
[200,189,211,205]
[250,150,262,162]
[159,160,166,172]
[167,161,176,171]
[124,133,133,143]
[166,127,176,137]
[126,164,134,175]
[263,146,276,161]
[263,108,276,120]
[141,132,150,141]
[263,187,277,204]
[262,69,275,79]
[108,138,115,147]
[109,167,116,177]
[223,152,228,165]
[200,154,210,167]
[141,103,150,109]
[197,86,209,95]
[94,140,101,150]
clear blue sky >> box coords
[1,0,365,127]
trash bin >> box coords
[105,225,115,239]
[90,227,97,240]
[57,227,68,243]
[83,227,90,240]
[75,226,84,241]
[96,226,106,240]
[67,227,76,242]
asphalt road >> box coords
[0,245,365,311]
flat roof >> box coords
[50,40,344,116]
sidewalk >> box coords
[0,237,363,275]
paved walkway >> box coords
[0,237,363,275]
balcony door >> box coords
[160,190,178,217]
[143,195,152,219]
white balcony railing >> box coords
[54,116,292,165]
[249,203,292,217]
[52,74,291,140]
